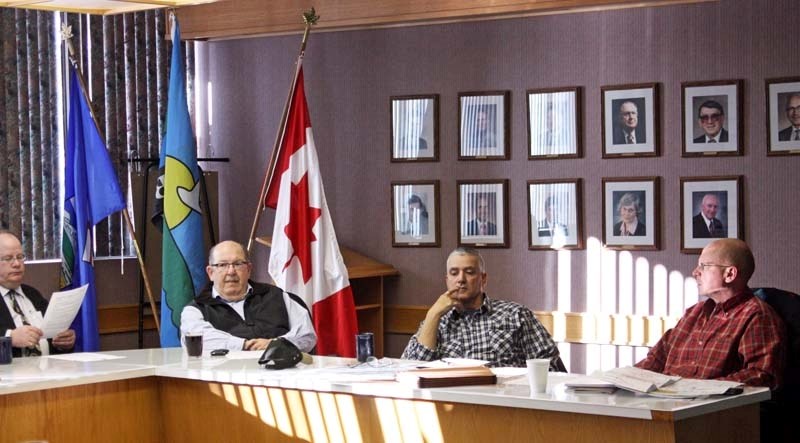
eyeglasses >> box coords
[0,254,26,264]
[698,113,723,122]
[209,261,249,270]
[786,105,800,113]
[696,262,732,271]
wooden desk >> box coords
[0,349,765,443]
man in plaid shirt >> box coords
[636,239,786,389]
[401,247,560,368]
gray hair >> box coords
[447,247,486,273]
[616,192,641,215]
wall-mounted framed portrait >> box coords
[390,94,439,162]
[457,179,509,248]
[601,83,659,158]
[391,180,440,247]
[682,80,743,156]
[602,177,660,250]
[766,77,800,156]
[680,176,743,254]
[458,91,509,160]
[527,87,582,159]
[527,179,583,250]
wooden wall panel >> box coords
[176,0,713,40]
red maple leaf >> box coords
[282,173,322,283]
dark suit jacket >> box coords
[612,125,645,145]
[466,219,497,236]
[778,126,799,141]
[537,221,568,237]
[613,221,645,236]
[0,284,72,357]
[693,128,729,143]
[692,213,726,238]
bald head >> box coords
[705,238,755,284]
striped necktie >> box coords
[6,291,42,356]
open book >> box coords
[396,366,497,388]
[566,367,743,397]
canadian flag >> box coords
[265,64,358,357]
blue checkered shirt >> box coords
[401,294,559,368]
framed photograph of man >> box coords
[391,180,440,247]
[458,91,509,160]
[682,80,743,156]
[457,180,509,248]
[766,77,800,155]
[528,179,583,250]
[680,176,743,254]
[601,83,659,158]
[390,94,439,162]
[602,177,660,250]
[527,87,582,159]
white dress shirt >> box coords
[180,284,317,353]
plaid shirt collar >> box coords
[701,289,753,315]
[449,293,492,319]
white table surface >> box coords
[0,348,769,421]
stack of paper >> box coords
[396,366,497,388]
[566,367,744,398]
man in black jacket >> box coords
[0,230,75,357]
[180,240,316,352]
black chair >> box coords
[753,287,800,443]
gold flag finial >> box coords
[303,8,319,26]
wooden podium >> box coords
[256,237,398,357]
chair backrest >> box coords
[753,287,800,396]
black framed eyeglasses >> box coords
[698,113,722,122]
[209,261,249,270]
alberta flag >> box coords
[266,63,358,357]
[155,18,206,347]
[60,64,126,352]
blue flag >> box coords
[158,18,206,347]
[60,65,126,352]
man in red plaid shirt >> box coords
[635,239,786,389]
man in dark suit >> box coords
[612,100,645,145]
[537,196,568,237]
[466,195,497,236]
[778,93,800,141]
[612,193,646,236]
[0,231,75,357]
[692,194,727,238]
[693,100,729,143]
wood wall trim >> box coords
[98,304,157,335]
[176,0,714,40]
[384,305,679,347]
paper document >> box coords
[595,366,680,393]
[40,284,88,338]
[649,378,743,398]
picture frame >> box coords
[457,179,509,248]
[680,176,743,254]
[602,177,660,250]
[682,80,743,156]
[527,87,582,159]
[527,179,583,250]
[601,83,659,158]
[766,77,800,155]
[458,91,510,160]
[391,180,440,247]
[390,94,439,162]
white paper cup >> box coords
[526,358,550,393]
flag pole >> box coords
[246,8,320,254]
[62,25,161,333]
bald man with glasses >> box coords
[778,93,800,142]
[180,240,316,352]
[635,239,786,389]
[0,230,75,357]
